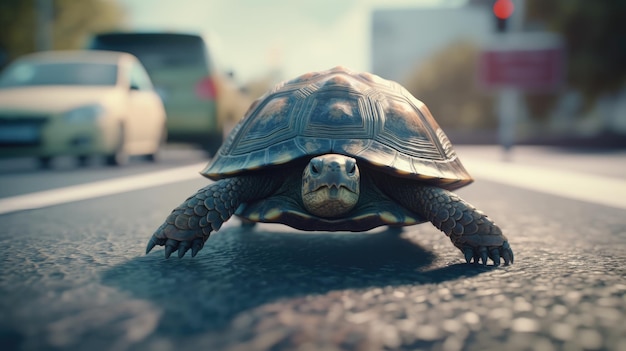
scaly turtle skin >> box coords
[147,66,513,265]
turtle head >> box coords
[301,154,360,218]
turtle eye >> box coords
[310,160,322,175]
[347,161,356,175]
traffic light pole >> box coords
[35,0,53,51]
[497,86,519,155]
[494,0,525,159]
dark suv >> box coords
[87,32,223,155]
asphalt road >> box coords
[0,146,209,198]
[0,146,625,351]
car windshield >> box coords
[0,61,118,88]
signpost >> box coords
[478,29,565,155]
[478,34,565,93]
[475,0,566,156]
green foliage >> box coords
[0,0,125,68]
[526,0,626,102]
[402,41,496,130]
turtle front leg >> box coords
[146,174,281,258]
[381,181,513,266]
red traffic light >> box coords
[493,0,514,19]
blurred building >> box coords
[370,1,626,147]
[371,3,499,144]
[371,5,492,84]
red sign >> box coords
[478,47,565,92]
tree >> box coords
[0,0,124,68]
[526,0,626,103]
[403,41,497,130]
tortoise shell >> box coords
[202,66,472,190]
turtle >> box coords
[146,66,513,266]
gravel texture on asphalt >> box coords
[0,179,624,351]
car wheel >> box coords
[143,152,158,163]
[105,124,128,166]
[143,126,166,163]
[38,156,52,169]
[76,155,89,167]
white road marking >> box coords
[0,163,207,215]
[0,158,624,215]
[462,158,626,211]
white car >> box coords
[0,50,166,167]
[88,32,222,155]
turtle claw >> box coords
[191,238,205,257]
[164,239,180,259]
[473,251,481,265]
[502,241,513,265]
[177,241,192,258]
[145,236,201,258]
[460,242,513,266]
[145,236,166,255]
[146,238,157,254]
[164,246,173,259]
[479,247,489,265]
[463,247,473,263]
[489,248,501,266]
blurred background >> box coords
[3,3,626,350]
[0,0,625,168]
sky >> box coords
[117,0,467,82]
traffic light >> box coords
[493,0,514,33]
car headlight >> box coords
[64,104,104,123]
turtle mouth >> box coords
[329,185,339,198]
[303,184,354,197]
[302,186,359,218]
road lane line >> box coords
[462,158,626,211]
[1,158,625,215]
[0,162,207,215]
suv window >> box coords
[88,33,211,76]
[129,62,153,91]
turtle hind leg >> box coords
[146,174,282,258]
[239,217,257,229]
[380,180,513,266]
[384,226,404,235]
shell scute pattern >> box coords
[203,66,471,190]
[303,93,375,139]
[229,93,300,156]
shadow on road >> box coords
[102,227,488,337]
